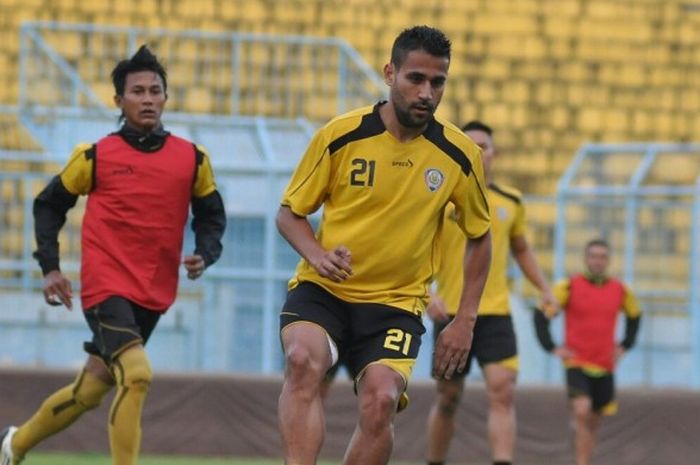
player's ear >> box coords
[383,63,395,86]
[113,94,123,109]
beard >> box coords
[392,92,435,128]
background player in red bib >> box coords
[534,238,641,465]
[0,45,226,465]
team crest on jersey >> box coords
[498,207,509,220]
[424,168,444,192]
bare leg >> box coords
[483,363,517,463]
[571,396,602,465]
[279,323,332,465]
[425,377,464,463]
[343,364,405,465]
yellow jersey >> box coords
[434,183,526,315]
[281,102,491,315]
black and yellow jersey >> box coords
[435,183,526,316]
[281,102,490,315]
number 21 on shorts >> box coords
[383,328,412,356]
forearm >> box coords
[620,316,641,349]
[533,310,556,351]
[191,190,227,267]
[454,230,491,324]
[33,176,78,275]
[513,242,550,293]
[276,206,324,263]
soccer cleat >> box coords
[0,426,22,465]
[396,392,409,413]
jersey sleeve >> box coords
[449,148,490,239]
[621,284,642,318]
[280,129,331,216]
[192,144,217,198]
[59,143,95,195]
[551,278,571,315]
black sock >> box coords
[493,461,512,465]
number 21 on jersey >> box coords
[350,158,376,186]
[383,328,412,355]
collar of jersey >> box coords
[583,271,608,286]
[117,123,170,153]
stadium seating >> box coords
[0,1,698,383]
[0,0,695,192]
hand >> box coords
[426,295,449,323]
[539,289,559,317]
[432,316,474,380]
[183,255,206,280]
[614,345,626,363]
[553,345,574,361]
[43,270,73,310]
[310,245,352,282]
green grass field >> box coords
[25,452,424,465]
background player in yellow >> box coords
[534,238,641,465]
[425,121,556,465]
[276,26,492,465]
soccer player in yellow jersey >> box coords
[425,121,556,465]
[276,26,492,465]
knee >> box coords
[114,349,153,393]
[73,371,112,410]
[359,386,399,430]
[284,344,324,385]
[436,383,462,417]
[488,379,515,410]
[571,401,592,426]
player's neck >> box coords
[379,102,426,143]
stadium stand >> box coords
[0,0,698,388]
[0,0,697,192]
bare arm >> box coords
[276,206,352,282]
[511,235,556,311]
[433,230,491,379]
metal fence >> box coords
[17,21,385,157]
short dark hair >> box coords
[461,120,493,136]
[390,25,451,69]
[111,45,167,96]
[585,238,610,252]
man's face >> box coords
[114,71,167,133]
[465,129,495,176]
[585,244,610,276]
[384,49,449,129]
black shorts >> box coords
[566,367,615,412]
[432,315,517,378]
[280,281,425,381]
[83,296,161,364]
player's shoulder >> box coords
[321,104,384,154]
[68,142,96,160]
[431,115,482,159]
[489,182,523,205]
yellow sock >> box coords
[109,348,152,465]
[12,369,112,457]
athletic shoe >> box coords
[0,426,22,465]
